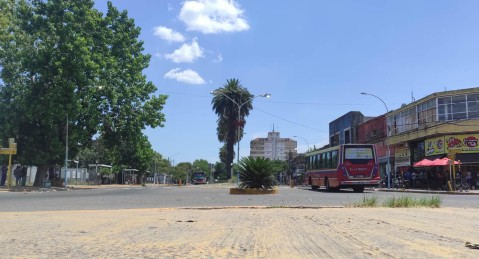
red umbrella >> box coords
[429,157,460,166]
[413,158,433,167]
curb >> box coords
[377,188,479,195]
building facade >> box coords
[387,87,479,174]
[357,115,393,180]
[355,87,479,188]
[250,131,297,161]
[329,111,372,146]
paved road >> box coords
[2,184,479,258]
[0,184,477,212]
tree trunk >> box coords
[33,164,50,187]
[226,123,236,179]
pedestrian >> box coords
[466,170,473,190]
[49,167,55,180]
[21,166,27,186]
[14,166,22,186]
[1,165,7,186]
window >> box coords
[417,99,436,126]
[331,150,338,168]
[326,152,331,168]
[321,153,326,168]
[467,93,479,119]
[344,129,351,144]
[330,133,339,146]
[438,95,467,121]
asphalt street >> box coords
[0,184,477,212]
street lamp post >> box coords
[291,136,310,188]
[73,159,79,185]
[361,92,391,189]
[64,114,68,188]
[210,90,271,181]
[167,153,181,184]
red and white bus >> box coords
[304,144,380,192]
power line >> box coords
[253,106,327,133]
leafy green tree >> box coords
[0,0,167,186]
[271,160,288,173]
[174,162,192,184]
[192,159,210,178]
[214,162,226,180]
[211,79,253,179]
[148,151,170,176]
[238,156,277,190]
[218,144,231,166]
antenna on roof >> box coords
[411,90,415,102]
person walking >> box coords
[466,170,473,190]
[14,166,22,186]
[21,166,27,186]
[0,165,7,186]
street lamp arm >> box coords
[293,136,310,152]
[361,92,389,112]
[210,90,240,107]
[211,90,271,109]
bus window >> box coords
[326,152,331,168]
[332,150,338,168]
[344,146,374,164]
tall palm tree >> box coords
[211,79,253,179]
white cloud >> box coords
[164,68,206,84]
[179,0,249,34]
[213,54,223,63]
[165,38,204,63]
[153,26,185,42]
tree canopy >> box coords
[0,0,167,186]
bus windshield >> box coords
[344,147,374,160]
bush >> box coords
[238,157,277,190]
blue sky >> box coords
[94,0,479,165]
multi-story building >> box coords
[356,87,479,188]
[250,131,297,161]
[387,87,479,171]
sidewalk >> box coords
[377,187,479,195]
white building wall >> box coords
[249,131,297,161]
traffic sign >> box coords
[0,148,16,155]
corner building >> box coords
[385,87,479,186]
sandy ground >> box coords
[1,207,479,258]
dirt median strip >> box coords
[2,207,479,258]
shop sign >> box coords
[425,137,445,156]
[395,147,410,164]
[445,134,479,153]
[425,134,479,156]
